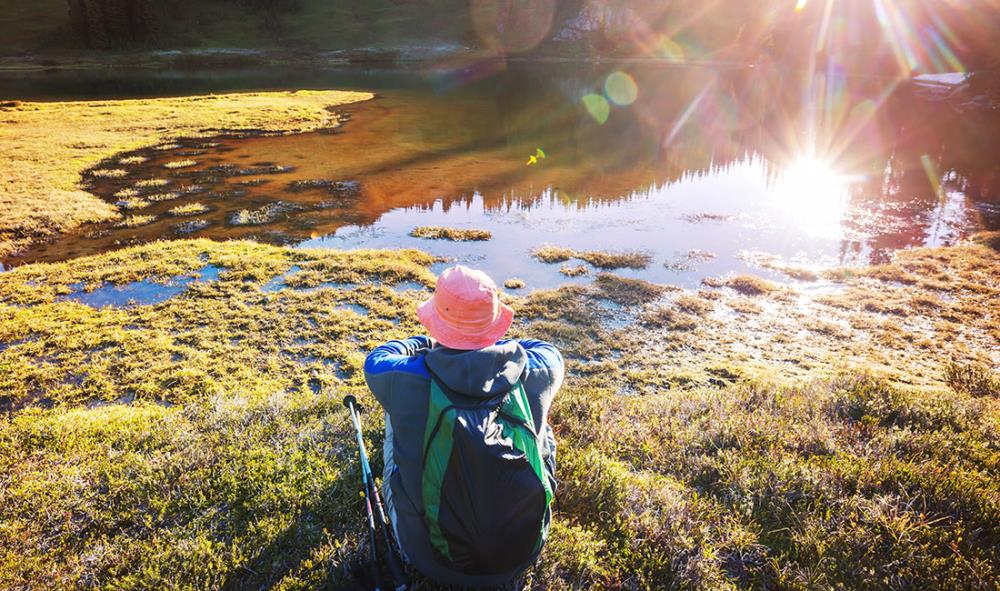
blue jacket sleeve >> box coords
[519,339,564,374]
[363,336,432,414]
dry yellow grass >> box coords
[0,90,373,258]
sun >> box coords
[770,156,851,238]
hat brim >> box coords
[416,296,514,350]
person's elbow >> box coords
[522,339,564,375]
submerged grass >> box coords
[1,235,998,590]
[0,90,372,258]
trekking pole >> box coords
[344,396,408,591]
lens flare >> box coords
[655,34,685,63]
[920,154,944,200]
[470,0,555,54]
[604,72,638,106]
[581,93,610,124]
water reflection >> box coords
[3,64,998,287]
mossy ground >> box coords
[1,235,999,590]
[0,91,371,258]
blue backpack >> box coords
[420,364,554,575]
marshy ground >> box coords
[1,232,997,590]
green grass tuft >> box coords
[409,226,492,241]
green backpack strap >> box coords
[422,376,458,560]
[497,382,555,553]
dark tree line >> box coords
[64,0,302,48]
[62,0,1000,72]
[66,0,162,48]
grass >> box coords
[724,274,781,295]
[89,168,129,179]
[115,215,157,229]
[0,90,372,258]
[146,192,182,203]
[578,250,652,270]
[1,236,998,590]
[409,226,493,241]
[163,159,198,170]
[504,278,527,289]
[640,307,699,330]
[740,251,821,281]
[117,198,152,211]
[544,374,1000,590]
[593,273,674,306]
[0,240,436,406]
[533,246,653,269]
[167,203,210,217]
[230,203,300,226]
[560,265,590,277]
[534,246,577,263]
[134,179,171,189]
[113,188,140,200]
[945,361,1000,398]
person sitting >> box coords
[364,265,563,589]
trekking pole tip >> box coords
[343,395,357,410]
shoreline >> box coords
[0,47,899,75]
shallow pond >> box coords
[4,64,998,289]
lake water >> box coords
[4,64,998,289]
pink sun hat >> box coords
[417,265,514,350]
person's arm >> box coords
[518,339,564,433]
[363,336,433,413]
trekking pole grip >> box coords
[343,395,363,414]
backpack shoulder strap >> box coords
[496,381,554,553]
[422,373,458,560]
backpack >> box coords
[420,364,554,576]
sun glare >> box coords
[771,156,851,238]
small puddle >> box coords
[261,265,303,293]
[59,264,220,308]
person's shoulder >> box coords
[517,339,563,371]
[363,338,432,378]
